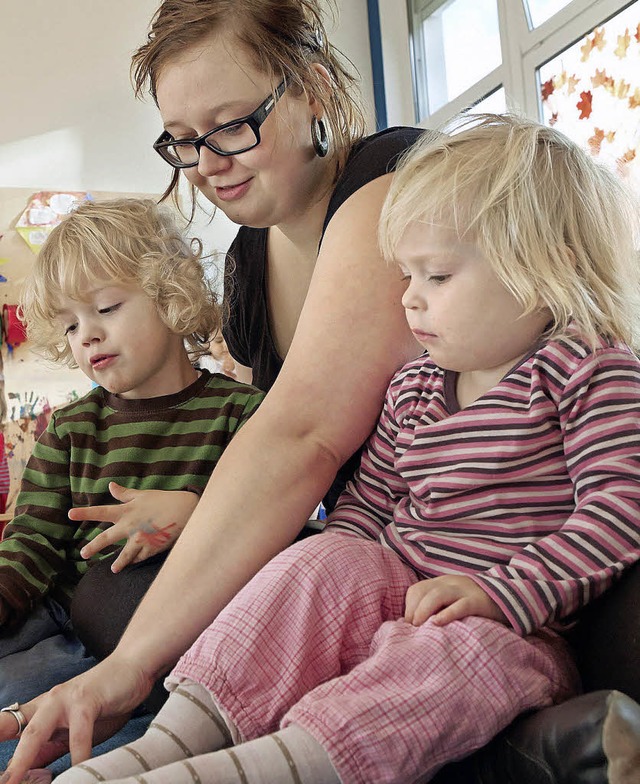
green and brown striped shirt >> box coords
[0,370,263,623]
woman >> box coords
[0,0,422,778]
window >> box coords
[415,0,502,115]
[473,87,507,114]
[408,0,639,130]
[407,0,640,192]
[538,3,640,190]
[525,0,575,28]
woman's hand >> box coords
[70,483,199,572]
[0,657,154,784]
[404,575,508,627]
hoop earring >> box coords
[311,116,329,158]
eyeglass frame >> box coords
[153,80,287,169]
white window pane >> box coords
[473,87,507,114]
[539,1,640,195]
[422,0,501,114]
[525,0,574,29]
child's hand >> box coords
[404,575,508,627]
[69,483,200,572]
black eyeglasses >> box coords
[153,80,287,169]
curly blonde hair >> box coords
[131,0,366,204]
[20,198,221,366]
[380,114,640,350]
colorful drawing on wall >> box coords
[3,391,57,513]
[7,390,52,427]
[0,351,6,424]
[0,376,88,514]
[16,191,92,253]
[1,304,28,354]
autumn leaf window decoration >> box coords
[540,6,640,192]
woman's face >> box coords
[155,35,328,229]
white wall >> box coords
[1,0,378,262]
[378,1,417,127]
[0,0,164,194]
[331,0,376,130]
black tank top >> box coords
[222,126,424,510]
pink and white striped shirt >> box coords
[327,334,640,636]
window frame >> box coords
[406,0,637,128]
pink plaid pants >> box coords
[170,533,579,784]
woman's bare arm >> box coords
[113,174,418,672]
[1,174,419,782]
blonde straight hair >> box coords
[380,114,640,350]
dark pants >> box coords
[71,552,169,712]
[0,597,96,705]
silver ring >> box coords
[0,702,27,737]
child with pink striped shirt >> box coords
[55,115,640,784]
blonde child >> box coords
[45,117,640,784]
[0,199,263,707]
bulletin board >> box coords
[0,188,159,515]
